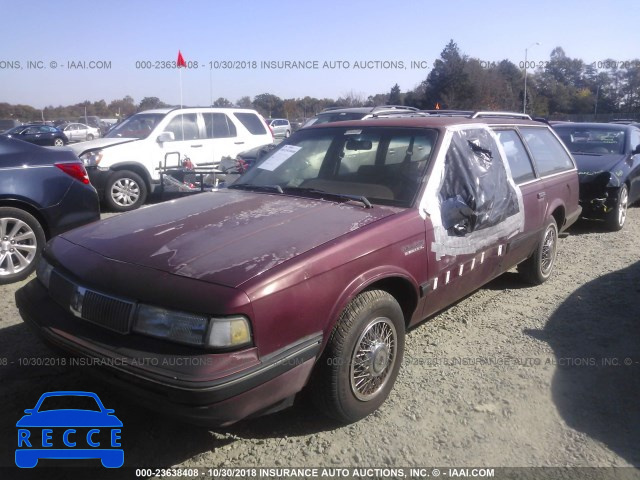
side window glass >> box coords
[494,129,536,184]
[520,127,574,176]
[233,112,268,135]
[204,113,237,138]
[439,128,520,234]
[165,114,199,141]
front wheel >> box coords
[604,184,628,231]
[311,290,405,423]
[285,130,291,138]
[517,217,558,285]
[104,170,147,212]
[87,134,94,141]
[0,207,46,285]
[53,138,64,147]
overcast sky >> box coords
[1,0,639,108]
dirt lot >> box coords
[0,206,639,479]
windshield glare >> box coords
[234,126,437,207]
[105,113,165,139]
[555,127,626,155]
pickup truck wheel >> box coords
[604,184,628,231]
[312,290,405,423]
[517,217,558,285]
[105,170,147,212]
[0,207,46,285]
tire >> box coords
[53,138,64,147]
[87,134,94,141]
[604,184,628,231]
[517,216,558,285]
[104,170,147,212]
[0,207,46,285]
[311,290,405,423]
[285,130,291,138]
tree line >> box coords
[2,40,638,123]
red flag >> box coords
[435,102,441,110]
[177,50,187,68]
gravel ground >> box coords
[0,206,639,479]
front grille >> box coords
[48,270,134,334]
[81,290,133,333]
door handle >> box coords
[190,144,203,148]
[234,141,245,145]
[537,192,546,199]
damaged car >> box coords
[553,123,640,230]
[16,113,580,426]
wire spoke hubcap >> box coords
[540,226,557,275]
[0,217,37,276]
[350,317,397,402]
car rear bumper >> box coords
[42,181,100,237]
[16,279,322,426]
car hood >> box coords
[69,137,138,155]
[60,190,398,288]
[16,411,122,427]
[573,153,625,179]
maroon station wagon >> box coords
[17,113,581,425]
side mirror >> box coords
[633,144,640,155]
[157,132,175,144]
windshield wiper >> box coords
[228,184,284,194]
[282,187,373,209]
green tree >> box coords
[388,84,401,105]
[213,97,233,107]
[252,93,283,117]
[139,97,167,111]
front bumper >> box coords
[579,187,619,219]
[16,279,322,426]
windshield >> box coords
[105,113,165,139]
[232,126,437,207]
[554,126,626,155]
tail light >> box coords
[55,162,90,184]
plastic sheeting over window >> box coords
[420,125,524,260]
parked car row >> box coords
[14,111,591,427]
[3,108,638,429]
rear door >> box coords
[493,128,546,267]
[201,112,240,165]
[519,126,580,231]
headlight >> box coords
[80,150,103,167]
[133,304,252,349]
[36,257,54,289]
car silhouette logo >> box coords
[15,391,123,468]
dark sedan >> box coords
[1,124,69,147]
[0,136,100,283]
[553,123,640,230]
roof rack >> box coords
[371,105,419,113]
[471,111,532,120]
[421,110,474,116]
[372,112,431,119]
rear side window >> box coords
[494,129,536,184]
[233,113,267,135]
[204,113,237,138]
[520,127,574,176]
